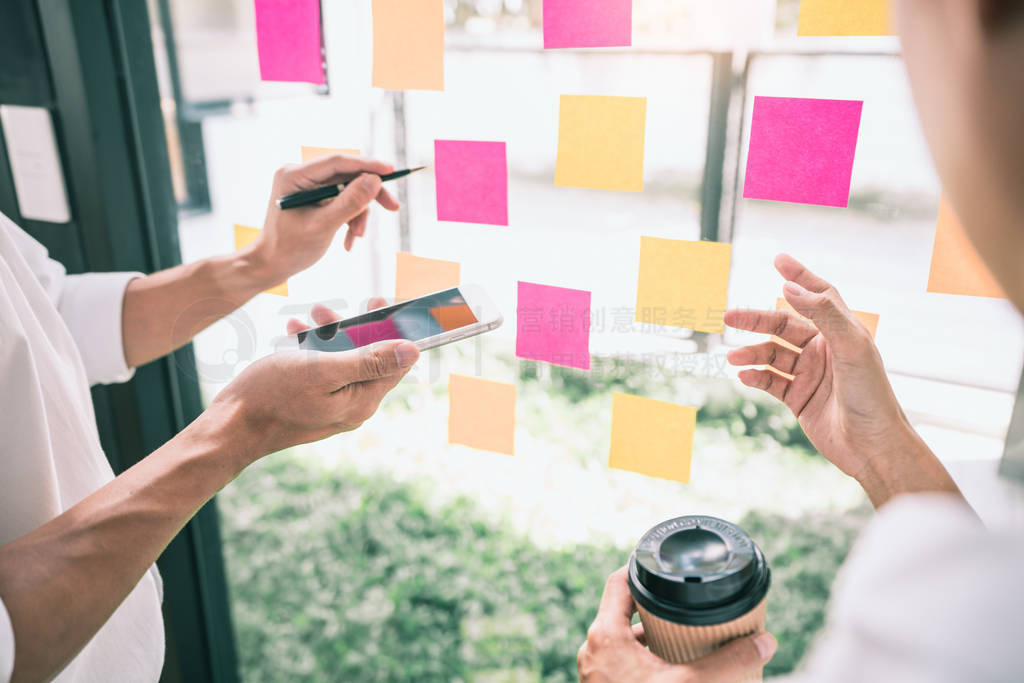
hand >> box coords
[724,254,961,507]
[248,154,402,286]
[206,297,417,459]
[577,568,776,683]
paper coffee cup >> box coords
[628,515,771,679]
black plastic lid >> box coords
[627,515,771,626]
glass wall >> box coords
[148,1,1023,679]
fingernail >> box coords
[361,174,379,191]
[753,633,777,661]
[783,281,806,297]
[394,342,418,368]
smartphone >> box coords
[274,284,503,353]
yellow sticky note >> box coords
[609,393,695,484]
[555,95,646,192]
[774,298,879,352]
[636,237,731,334]
[233,225,288,297]
[797,0,892,36]
[372,0,444,91]
[448,374,516,456]
[395,252,460,302]
[927,197,1005,298]
[301,146,360,163]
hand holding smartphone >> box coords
[274,284,503,353]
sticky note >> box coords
[555,95,646,192]
[743,96,863,208]
[434,140,509,226]
[254,0,325,84]
[396,252,460,301]
[635,237,731,334]
[797,0,893,36]
[609,393,696,484]
[233,225,288,296]
[372,0,444,91]
[774,298,879,352]
[927,197,1005,298]
[301,146,360,163]
[516,281,591,370]
[543,0,632,49]
[448,374,516,456]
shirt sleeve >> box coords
[0,595,13,683]
[774,493,1024,683]
[2,213,141,386]
[58,272,142,386]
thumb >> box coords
[685,632,776,683]
[782,281,859,355]
[327,174,382,226]
[331,340,419,385]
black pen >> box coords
[276,167,427,210]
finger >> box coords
[738,368,791,404]
[631,622,647,647]
[375,185,400,211]
[781,281,864,358]
[330,340,420,385]
[774,254,833,294]
[723,309,818,349]
[727,341,801,375]
[344,228,356,252]
[286,318,309,335]
[349,209,369,240]
[367,297,388,311]
[685,632,777,683]
[595,567,638,634]
[310,304,341,326]
[327,173,383,231]
[295,154,394,186]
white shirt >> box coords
[781,493,1024,682]
[0,212,164,682]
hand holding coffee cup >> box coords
[578,516,775,682]
[627,515,772,680]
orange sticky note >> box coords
[774,298,879,352]
[233,225,288,297]
[301,146,360,163]
[609,393,695,484]
[927,197,1004,298]
[395,252,460,302]
[448,374,516,456]
[372,0,444,91]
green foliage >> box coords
[220,455,868,682]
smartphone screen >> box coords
[296,288,478,352]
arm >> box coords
[121,154,400,368]
[724,254,964,509]
[0,339,419,683]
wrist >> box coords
[184,398,271,473]
[854,422,961,508]
[234,241,287,295]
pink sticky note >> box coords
[434,140,508,226]
[516,282,591,370]
[544,0,632,49]
[343,318,401,347]
[743,96,863,208]
[254,0,326,85]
